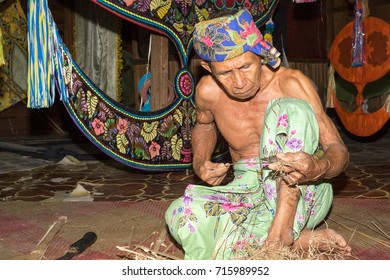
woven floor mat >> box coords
[0,198,388,260]
[319,198,390,260]
[0,200,182,260]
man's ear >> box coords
[200,60,212,73]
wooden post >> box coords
[63,0,74,50]
[131,28,143,110]
[150,34,169,111]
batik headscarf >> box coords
[193,8,281,68]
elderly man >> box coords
[165,8,351,260]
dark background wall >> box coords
[1,0,389,137]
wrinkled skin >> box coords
[192,51,351,254]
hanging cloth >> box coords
[0,28,5,66]
[27,0,71,108]
[351,0,365,67]
[0,0,28,112]
[74,1,123,102]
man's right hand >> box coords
[195,161,230,186]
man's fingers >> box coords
[210,176,225,186]
[283,171,305,186]
[202,162,229,185]
[207,171,227,186]
[269,162,297,173]
[209,163,229,173]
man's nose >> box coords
[233,71,246,89]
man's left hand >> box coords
[267,152,329,186]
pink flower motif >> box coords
[181,147,192,162]
[179,73,193,96]
[220,202,250,212]
[116,117,129,134]
[201,34,213,47]
[295,213,305,223]
[184,208,192,215]
[240,21,263,46]
[235,239,248,250]
[290,130,296,135]
[91,118,105,136]
[268,139,274,145]
[148,141,160,159]
[277,113,289,128]
[123,0,135,7]
[259,3,265,13]
[243,0,252,9]
[243,158,257,168]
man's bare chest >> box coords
[213,99,267,144]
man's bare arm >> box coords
[192,113,218,171]
[303,74,349,179]
[315,111,349,179]
[271,70,349,183]
[192,77,230,185]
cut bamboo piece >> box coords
[28,216,67,260]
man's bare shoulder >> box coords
[196,75,222,104]
[276,67,307,83]
[275,67,317,99]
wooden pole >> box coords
[150,34,169,111]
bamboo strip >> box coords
[28,216,67,260]
[329,218,390,249]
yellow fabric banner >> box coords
[0,0,28,112]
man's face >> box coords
[204,52,263,100]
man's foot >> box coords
[265,223,295,248]
[293,228,352,255]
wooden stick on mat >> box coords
[152,222,168,252]
[28,216,67,260]
[329,217,390,249]
[372,222,390,240]
[116,245,182,260]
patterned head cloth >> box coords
[193,9,281,68]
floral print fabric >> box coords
[193,9,281,68]
[165,98,333,259]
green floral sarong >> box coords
[165,98,333,260]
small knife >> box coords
[56,232,97,260]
